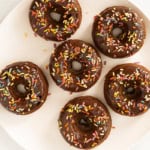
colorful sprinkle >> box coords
[29,0,81,41]
[105,64,150,116]
[50,40,102,92]
[58,96,111,149]
[0,62,48,115]
[93,6,145,58]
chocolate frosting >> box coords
[58,96,112,149]
[29,0,82,41]
[104,63,150,116]
[0,62,48,115]
[50,39,102,92]
[92,6,146,58]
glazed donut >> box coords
[49,39,102,92]
[92,6,146,58]
[58,96,112,149]
[0,62,48,115]
[29,0,82,41]
[104,63,150,116]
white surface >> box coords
[0,0,20,22]
[0,126,24,150]
[0,0,150,150]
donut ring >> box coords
[104,63,150,116]
[29,0,82,41]
[0,62,48,115]
[49,39,102,92]
[92,6,146,58]
[58,96,112,149]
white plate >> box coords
[0,0,150,150]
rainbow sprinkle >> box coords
[105,64,150,116]
[29,0,81,41]
[50,40,102,92]
[0,62,47,115]
[58,96,111,149]
[93,6,145,58]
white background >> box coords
[0,0,149,150]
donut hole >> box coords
[126,87,134,93]
[17,84,26,94]
[112,27,123,38]
[111,23,128,42]
[71,60,82,71]
[125,87,142,99]
[10,78,30,98]
[77,114,94,133]
[48,4,66,23]
[50,12,61,22]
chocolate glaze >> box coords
[92,6,146,58]
[0,62,48,115]
[29,0,82,41]
[104,63,150,116]
[49,39,102,92]
[58,96,112,149]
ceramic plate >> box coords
[0,0,149,150]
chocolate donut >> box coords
[104,63,150,116]
[92,6,146,58]
[29,0,82,41]
[58,96,112,149]
[0,62,48,115]
[50,39,102,92]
